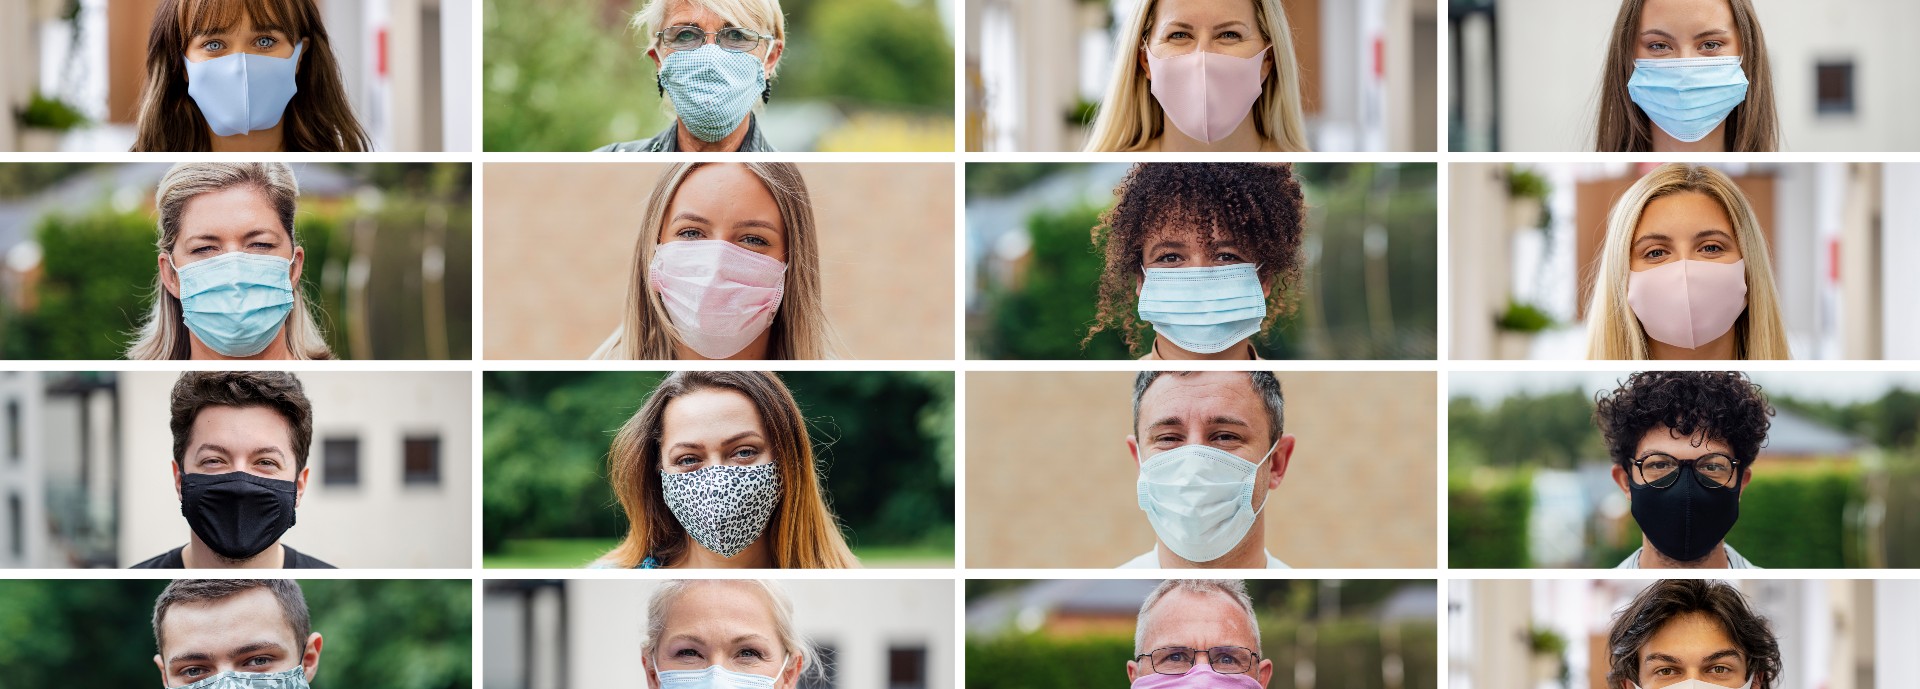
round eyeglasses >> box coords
[1631,452,1742,489]
[1135,646,1260,675]
[656,25,771,53]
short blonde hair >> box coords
[642,580,824,682]
[1134,579,1261,655]
[1084,0,1309,152]
[632,0,786,75]
[1584,163,1789,359]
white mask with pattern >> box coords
[660,463,782,558]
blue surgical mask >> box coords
[657,658,789,689]
[1137,263,1266,354]
[168,665,310,689]
[1627,56,1748,143]
[658,44,768,143]
[184,42,304,137]
[1138,441,1277,563]
[171,251,297,357]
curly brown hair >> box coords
[170,371,314,472]
[1593,371,1773,471]
[1606,579,1781,689]
[1084,163,1307,355]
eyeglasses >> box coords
[1135,646,1260,675]
[656,25,771,53]
[1631,452,1742,489]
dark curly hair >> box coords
[1594,371,1773,472]
[1084,163,1306,355]
[1606,579,1781,689]
[170,371,313,472]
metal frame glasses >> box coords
[1629,452,1743,490]
[1134,646,1261,675]
[655,25,772,54]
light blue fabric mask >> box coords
[1627,56,1748,143]
[658,44,768,143]
[183,42,304,137]
[168,665,310,689]
[173,251,297,357]
[1137,263,1266,354]
[657,659,788,689]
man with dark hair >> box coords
[1605,579,1780,689]
[1596,371,1772,569]
[153,579,324,688]
[132,372,334,569]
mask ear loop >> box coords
[1248,438,1280,515]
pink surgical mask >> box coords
[1626,258,1748,350]
[649,240,787,359]
[1145,45,1269,144]
[1132,663,1263,689]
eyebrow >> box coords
[667,431,764,453]
[1645,648,1742,665]
[1146,415,1252,430]
[185,229,282,244]
[1164,20,1252,32]
[1632,229,1732,249]
[734,219,780,233]
[670,212,712,226]
[192,21,291,38]
[1639,28,1731,41]
[168,641,288,665]
[196,443,285,457]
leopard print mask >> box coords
[660,463,782,558]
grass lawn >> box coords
[484,538,954,569]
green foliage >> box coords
[1447,391,1601,469]
[16,91,89,130]
[979,202,1133,359]
[1725,464,1863,568]
[3,206,155,359]
[966,633,1133,689]
[1495,299,1554,333]
[1885,454,1920,568]
[1776,388,1920,451]
[965,621,1437,689]
[777,0,954,109]
[965,163,1070,197]
[483,0,662,151]
[1448,469,1531,568]
[0,162,93,198]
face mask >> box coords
[658,44,768,143]
[1627,56,1748,143]
[184,42,304,137]
[1131,663,1263,689]
[168,665,310,689]
[1626,259,1747,350]
[650,241,787,359]
[657,657,789,689]
[1633,678,1753,689]
[1137,263,1266,355]
[1628,461,1742,563]
[659,463,781,558]
[1137,441,1276,563]
[181,471,299,560]
[1145,46,1268,144]
[171,251,297,357]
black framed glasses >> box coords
[656,25,771,53]
[1135,646,1260,675]
[1630,452,1742,489]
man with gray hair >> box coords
[1121,371,1293,569]
[1129,579,1271,688]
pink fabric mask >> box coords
[1145,46,1269,144]
[1626,258,1748,350]
[1131,663,1263,689]
[649,240,787,359]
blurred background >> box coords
[481,371,954,568]
[1449,162,1920,360]
[0,579,471,688]
[0,162,473,360]
[966,0,1439,151]
[1447,370,1920,569]
[966,163,1437,360]
[484,579,952,689]
[0,0,473,152]
[967,579,1438,689]
[1449,0,1920,151]
[484,0,955,152]
[483,162,952,360]
[1449,578,1920,689]
[0,370,472,569]
[966,371,1436,568]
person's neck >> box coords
[676,116,753,152]
[189,331,294,361]
[1156,527,1267,569]
[673,537,773,569]
[1151,335,1255,361]
[210,125,286,152]
[1153,116,1267,152]
[675,328,773,360]
[1638,539,1731,569]
[182,536,285,569]
[1650,121,1727,153]
[1647,328,1737,360]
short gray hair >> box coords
[1132,372,1284,444]
[642,580,823,681]
[1134,579,1262,655]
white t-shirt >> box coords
[1615,543,1759,569]
[1117,549,1290,569]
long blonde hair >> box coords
[1584,163,1789,360]
[1594,0,1777,152]
[1083,0,1309,152]
[602,372,859,569]
[126,162,332,360]
[594,162,842,360]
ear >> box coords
[300,633,323,682]
[763,40,784,76]
[1260,46,1273,81]
[1611,464,1632,496]
[1126,434,1142,469]
[159,253,181,300]
[647,46,663,70]
[1267,434,1295,490]
[1127,659,1141,683]
[172,460,184,502]
[1738,466,1753,492]
[779,653,806,689]
[294,465,310,507]
[294,39,307,74]
[1255,657,1274,688]
[290,245,306,286]
[644,657,663,689]
[1139,43,1153,80]
[154,654,168,685]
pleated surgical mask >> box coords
[1137,441,1277,563]
[1137,263,1266,355]
[657,657,789,689]
[649,241,787,359]
[171,251,297,357]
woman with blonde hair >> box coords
[641,580,820,688]
[1585,163,1789,360]
[595,371,859,569]
[1083,0,1309,152]
[590,162,843,360]
[1593,0,1778,152]
[597,0,786,152]
[127,162,332,360]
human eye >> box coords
[256,457,282,470]
[190,245,219,255]
[740,235,771,247]
[243,654,275,668]
[1210,431,1244,445]
[719,27,751,42]
[673,228,706,240]
[730,446,761,462]
[1214,251,1244,263]
[1217,30,1244,42]
[1163,30,1193,42]
[1150,251,1185,265]
[671,27,703,43]
[1645,40,1670,53]
[671,454,702,468]
[673,647,704,659]
[1164,649,1192,663]
[253,35,278,49]
[737,647,768,661]
[1642,247,1670,261]
[202,39,227,52]
[1698,241,1728,255]
[181,666,209,678]
[249,241,278,251]
[1702,40,1725,51]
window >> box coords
[6,400,18,463]
[799,644,837,689]
[1816,61,1855,115]
[887,646,928,689]
[404,436,441,485]
[322,438,360,487]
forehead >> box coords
[662,0,758,29]
[662,389,764,435]
[182,0,294,35]
[667,166,784,225]
[1634,191,1734,241]
[1140,373,1263,420]
[1153,0,1260,26]
[160,587,297,658]
[1641,610,1739,661]
[1639,0,1737,30]
[177,186,289,239]
[190,405,295,444]
[1636,423,1734,456]
[658,582,781,640]
[1139,589,1257,649]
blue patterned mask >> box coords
[172,252,297,357]
[658,44,767,143]
[168,665,310,689]
[1627,56,1748,143]
[184,43,304,137]
[1137,263,1267,354]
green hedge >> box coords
[1448,469,1531,568]
[965,623,1437,689]
[1722,463,1864,568]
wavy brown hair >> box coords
[169,371,314,472]
[1593,371,1774,472]
[133,0,370,152]
[1594,0,1777,152]
[601,371,857,569]
[1084,163,1306,355]
[1606,579,1780,689]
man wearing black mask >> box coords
[132,371,335,569]
[1597,371,1772,569]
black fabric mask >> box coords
[180,471,298,560]
[1628,463,1741,562]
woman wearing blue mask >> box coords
[127,162,333,360]
[598,0,786,153]
[1083,163,1306,360]
[641,580,818,689]
[1594,0,1779,152]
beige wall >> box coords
[966,371,1437,568]
[482,163,955,359]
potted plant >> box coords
[1507,167,1551,231]
[1526,627,1571,689]
[1493,298,1555,359]
[15,91,87,152]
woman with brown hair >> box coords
[132,0,370,152]
[1593,0,1778,152]
[594,371,858,569]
